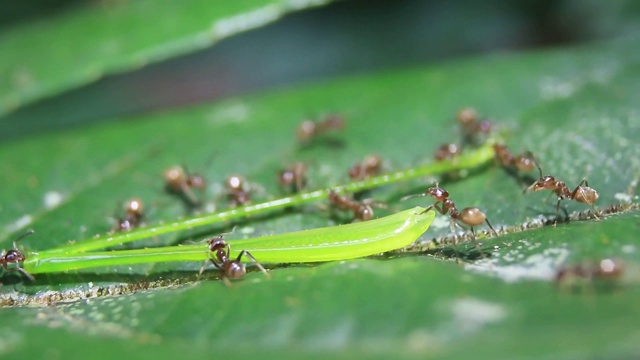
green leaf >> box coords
[1,36,639,358]
[0,0,333,116]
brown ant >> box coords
[279,162,307,193]
[492,144,536,173]
[164,165,206,206]
[555,258,624,291]
[434,143,461,162]
[348,155,383,181]
[226,175,251,206]
[457,107,493,146]
[492,143,538,186]
[1,230,35,281]
[297,114,345,144]
[525,162,599,224]
[112,198,144,232]
[199,233,269,286]
[402,186,499,254]
[328,190,385,222]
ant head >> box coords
[530,176,557,192]
[208,237,227,251]
[355,204,374,221]
[188,174,206,189]
[363,155,382,168]
[279,169,295,185]
[163,166,187,186]
[125,198,144,215]
[4,249,26,264]
[434,143,460,161]
[457,107,478,125]
[226,175,245,191]
[597,258,623,278]
[426,187,449,202]
[297,120,316,141]
[226,261,247,279]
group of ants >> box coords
[1,108,621,288]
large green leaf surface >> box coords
[0,0,332,116]
[1,37,639,359]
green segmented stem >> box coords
[45,142,494,254]
[24,207,435,274]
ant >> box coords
[434,143,461,162]
[279,162,307,193]
[492,143,538,186]
[403,185,499,253]
[525,162,599,225]
[164,165,206,206]
[112,198,144,232]
[492,144,536,173]
[328,190,384,222]
[199,233,269,286]
[297,114,345,144]
[1,230,35,281]
[348,155,383,181]
[555,258,624,291]
[457,107,493,147]
[226,175,251,206]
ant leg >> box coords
[484,218,499,237]
[180,183,200,206]
[237,250,270,279]
[553,198,563,227]
[17,267,35,282]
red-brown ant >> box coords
[199,233,269,286]
[112,198,144,232]
[348,155,383,181]
[297,114,345,143]
[457,107,493,146]
[492,144,536,173]
[555,258,624,291]
[164,165,206,206]
[525,162,599,224]
[434,143,461,162]
[279,162,307,193]
[403,186,498,251]
[1,230,35,281]
[328,190,385,222]
[226,175,251,206]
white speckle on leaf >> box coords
[43,191,64,209]
[4,215,33,233]
[614,192,632,203]
[206,101,250,125]
[465,247,570,283]
[450,298,507,334]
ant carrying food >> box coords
[328,190,385,222]
[434,143,462,162]
[199,233,269,286]
[297,114,345,144]
[525,162,599,225]
[164,165,206,206]
[112,198,144,232]
[225,175,251,206]
[1,230,35,281]
[279,162,307,193]
[402,185,499,254]
[457,107,493,147]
